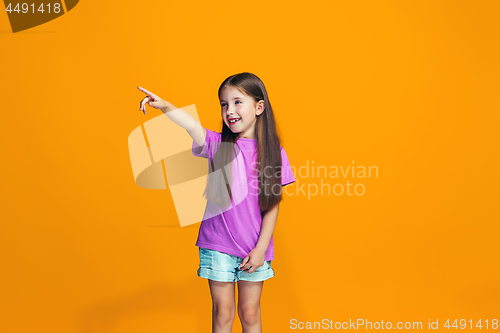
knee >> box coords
[238,304,260,326]
[213,304,235,325]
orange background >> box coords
[1,1,499,332]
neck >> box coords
[238,135,254,140]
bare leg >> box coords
[237,280,264,333]
[208,279,236,333]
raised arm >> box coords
[162,104,207,147]
[137,86,206,147]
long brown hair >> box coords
[203,72,284,213]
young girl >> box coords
[137,72,295,333]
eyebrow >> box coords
[220,97,244,102]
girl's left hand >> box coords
[240,247,266,274]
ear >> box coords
[256,100,265,116]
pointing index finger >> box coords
[137,86,159,100]
[137,86,150,94]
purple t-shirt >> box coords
[192,127,296,261]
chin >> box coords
[226,125,240,134]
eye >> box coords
[221,102,226,107]
[236,100,242,104]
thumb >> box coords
[240,255,250,267]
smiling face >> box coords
[220,85,265,140]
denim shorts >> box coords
[197,247,275,282]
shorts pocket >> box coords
[237,260,274,282]
[199,247,213,268]
[254,260,272,272]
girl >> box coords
[137,72,295,333]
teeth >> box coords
[229,118,240,123]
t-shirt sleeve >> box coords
[192,127,221,159]
[280,147,296,186]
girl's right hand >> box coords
[137,87,169,114]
